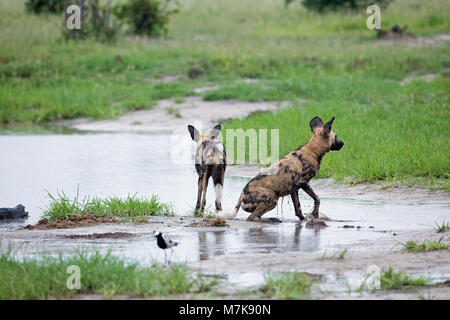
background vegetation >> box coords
[0,0,449,188]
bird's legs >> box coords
[168,249,175,265]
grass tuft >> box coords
[42,190,175,222]
[320,248,348,260]
[190,206,217,218]
[260,271,316,299]
[165,106,182,118]
[401,237,448,253]
[435,221,450,233]
[380,267,431,290]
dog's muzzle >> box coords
[331,138,344,151]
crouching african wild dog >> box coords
[188,124,226,213]
[219,116,344,221]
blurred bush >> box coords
[113,0,178,37]
[286,0,394,12]
[63,0,120,42]
[25,0,178,41]
[25,0,64,14]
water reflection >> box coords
[195,222,325,261]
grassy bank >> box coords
[0,0,449,188]
[43,191,174,222]
[0,249,215,299]
[379,267,431,290]
[223,80,449,188]
[259,271,316,299]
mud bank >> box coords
[65,97,288,133]
[23,212,117,230]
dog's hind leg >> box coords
[290,188,305,221]
[246,201,277,221]
[200,167,212,212]
[195,176,203,212]
[212,165,225,211]
[301,182,320,219]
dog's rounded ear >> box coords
[188,125,200,142]
[208,124,221,139]
[323,117,335,135]
[309,117,323,133]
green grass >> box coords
[1,0,449,188]
[380,267,431,290]
[42,190,175,222]
[190,205,217,218]
[435,221,450,233]
[0,248,216,299]
[320,248,348,260]
[401,237,448,252]
[165,106,182,117]
[260,271,316,299]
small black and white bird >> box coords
[154,232,178,263]
[155,232,179,249]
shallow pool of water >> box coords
[1,132,449,264]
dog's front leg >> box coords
[290,189,305,221]
[301,182,320,219]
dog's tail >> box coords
[218,192,244,220]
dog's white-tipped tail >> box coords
[218,208,239,220]
[218,193,244,220]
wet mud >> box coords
[188,217,229,227]
[22,213,117,230]
[63,232,133,239]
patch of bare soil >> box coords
[63,232,132,239]
[22,212,117,230]
[144,75,183,83]
[189,217,228,227]
[400,68,449,86]
[64,97,288,133]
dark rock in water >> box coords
[0,204,29,220]
[306,219,328,228]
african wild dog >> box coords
[219,116,344,221]
[188,124,226,213]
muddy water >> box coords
[0,132,449,266]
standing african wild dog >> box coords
[188,124,226,213]
[219,116,344,221]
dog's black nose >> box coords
[331,139,344,151]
